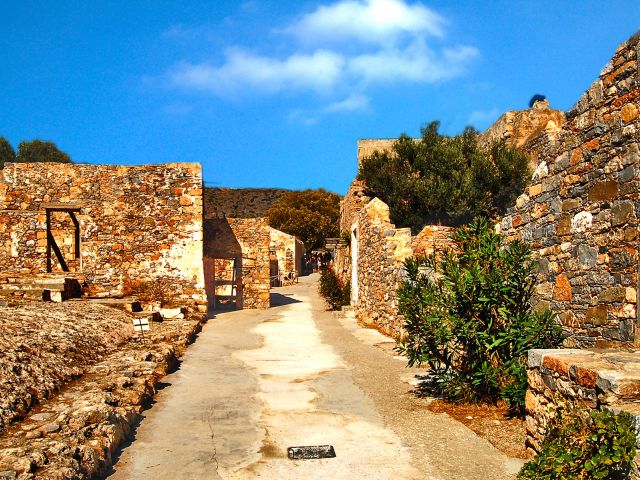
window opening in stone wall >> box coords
[43,203,82,273]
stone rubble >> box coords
[0,300,203,479]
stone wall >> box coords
[501,31,640,348]
[204,217,270,309]
[353,198,414,337]
[270,227,305,282]
[412,225,456,257]
[479,99,566,163]
[356,139,396,166]
[526,348,640,467]
[0,162,206,312]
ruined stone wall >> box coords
[412,225,456,257]
[356,139,396,166]
[0,162,206,312]
[354,198,413,338]
[501,31,640,348]
[204,217,270,309]
[339,179,370,235]
[270,227,305,280]
[479,100,566,154]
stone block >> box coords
[585,305,608,325]
[588,180,619,202]
[553,274,572,302]
[611,200,635,226]
[597,286,626,303]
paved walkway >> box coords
[107,275,523,479]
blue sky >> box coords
[1,1,639,194]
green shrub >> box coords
[518,407,637,479]
[319,267,350,311]
[357,121,530,232]
[397,217,563,413]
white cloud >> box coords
[283,0,444,46]
[349,40,477,83]
[171,48,345,95]
[468,107,500,126]
[164,0,478,115]
[323,93,370,113]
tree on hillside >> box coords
[357,121,530,232]
[16,140,72,164]
[266,189,340,251]
[0,137,16,169]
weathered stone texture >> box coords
[354,199,412,337]
[502,31,640,348]
[412,225,456,257]
[0,163,206,312]
[204,218,270,309]
[270,227,305,283]
[479,99,566,155]
[0,302,201,478]
[339,179,370,234]
[356,139,396,167]
[526,348,640,476]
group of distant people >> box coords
[303,251,332,274]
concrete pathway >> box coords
[107,274,523,479]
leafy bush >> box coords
[266,189,340,251]
[518,407,637,479]
[16,139,72,164]
[397,217,563,412]
[319,267,350,311]
[357,121,530,233]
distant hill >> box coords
[204,187,290,218]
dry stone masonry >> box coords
[204,217,270,309]
[502,31,640,348]
[0,162,207,313]
[352,198,454,337]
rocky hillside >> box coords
[204,187,289,218]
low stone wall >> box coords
[526,348,640,471]
[0,162,207,313]
[501,31,640,348]
[0,305,202,479]
[204,217,270,309]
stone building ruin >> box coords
[269,227,305,286]
[0,162,292,313]
[203,217,271,310]
[0,162,207,313]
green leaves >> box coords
[397,217,563,411]
[357,121,531,233]
[16,139,72,164]
[318,267,350,311]
[266,189,340,251]
[0,136,16,169]
[518,408,637,479]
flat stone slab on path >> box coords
[108,274,523,479]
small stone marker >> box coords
[287,445,336,460]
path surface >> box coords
[107,274,523,479]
